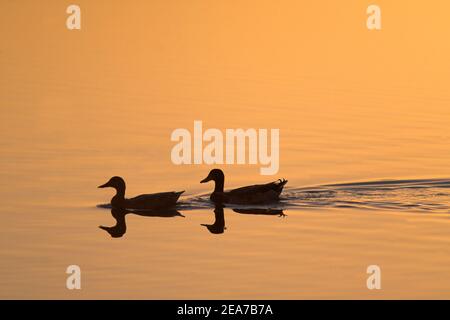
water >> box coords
[1,1,450,299]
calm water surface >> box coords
[1,1,450,299]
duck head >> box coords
[98,176,126,195]
[200,169,225,192]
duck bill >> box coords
[200,177,211,183]
[98,182,110,188]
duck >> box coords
[200,169,287,204]
[98,176,184,209]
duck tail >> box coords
[275,178,288,192]
[174,190,185,200]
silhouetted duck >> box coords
[200,169,287,204]
[98,176,184,209]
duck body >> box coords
[201,169,287,205]
[212,181,288,204]
[111,191,184,210]
[99,176,184,210]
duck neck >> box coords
[213,177,224,193]
[114,186,126,199]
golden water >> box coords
[1,1,450,298]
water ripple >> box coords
[181,178,450,213]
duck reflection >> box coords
[233,208,286,217]
[201,204,226,234]
[201,205,286,235]
[100,207,184,238]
